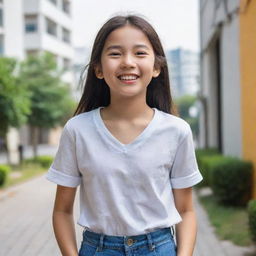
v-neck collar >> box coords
[93,106,159,153]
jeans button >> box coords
[127,238,134,246]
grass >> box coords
[198,192,253,247]
[1,163,47,189]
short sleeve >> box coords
[170,125,203,189]
[45,123,82,187]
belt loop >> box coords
[97,234,104,251]
[171,226,175,237]
[146,232,155,251]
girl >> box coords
[46,15,203,256]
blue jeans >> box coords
[78,227,177,256]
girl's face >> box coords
[95,25,160,98]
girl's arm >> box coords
[52,185,78,256]
[172,187,197,256]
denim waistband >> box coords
[82,227,174,252]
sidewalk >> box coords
[193,188,255,256]
[0,175,82,256]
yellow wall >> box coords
[240,0,256,198]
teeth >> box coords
[119,75,138,80]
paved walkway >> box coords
[0,175,83,256]
[0,175,255,256]
[193,189,255,256]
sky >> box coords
[72,0,199,52]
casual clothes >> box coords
[46,107,203,236]
[78,227,177,256]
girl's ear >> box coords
[152,68,160,78]
[95,65,104,79]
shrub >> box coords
[23,158,35,165]
[195,148,220,187]
[210,157,253,206]
[23,155,53,168]
[34,155,53,168]
[248,199,256,242]
[195,148,220,168]
[198,155,223,187]
[0,164,11,186]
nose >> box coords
[120,54,136,69]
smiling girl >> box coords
[46,15,203,256]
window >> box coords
[0,8,3,27]
[0,35,3,55]
[25,15,38,33]
[46,18,57,37]
[62,27,70,43]
[62,0,70,14]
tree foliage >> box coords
[18,52,76,156]
[175,95,199,136]
[19,52,75,128]
[0,57,30,136]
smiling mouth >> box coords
[117,75,139,81]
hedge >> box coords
[209,156,253,206]
[0,164,11,187]
[195,148,220,187]
[248,199,256,242]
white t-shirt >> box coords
[46,106,203,236]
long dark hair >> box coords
[74,15,176,116]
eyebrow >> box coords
[105,44,150,51]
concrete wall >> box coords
[220,16,242,157]
[200,0,240,51]
[3,0,24,59]
[200,0,242,157]
[200,43,219,149]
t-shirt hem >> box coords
[46,167,81,188]
[76,217,183,236]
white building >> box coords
[0,0,74,163]
[199,0,241,155]
[167,48,199,98]
[1,0,73,68]
[0,0,24,59]
[24,0,74,84]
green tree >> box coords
[175,95,199,137]
[19,52,75,157]
[0,57,31,161]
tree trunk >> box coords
[31,126,39,158]
[4,134,10,165]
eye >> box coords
[136,51,148,56]
[108,52,121,56]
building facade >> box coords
[0,0,24,59]
[167,48,199,98]
[200,0,256,197]
[23,0,73,84]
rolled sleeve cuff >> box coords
[171,171,203,189]
[46,167,81,188]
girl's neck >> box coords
[102,99,153,121]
